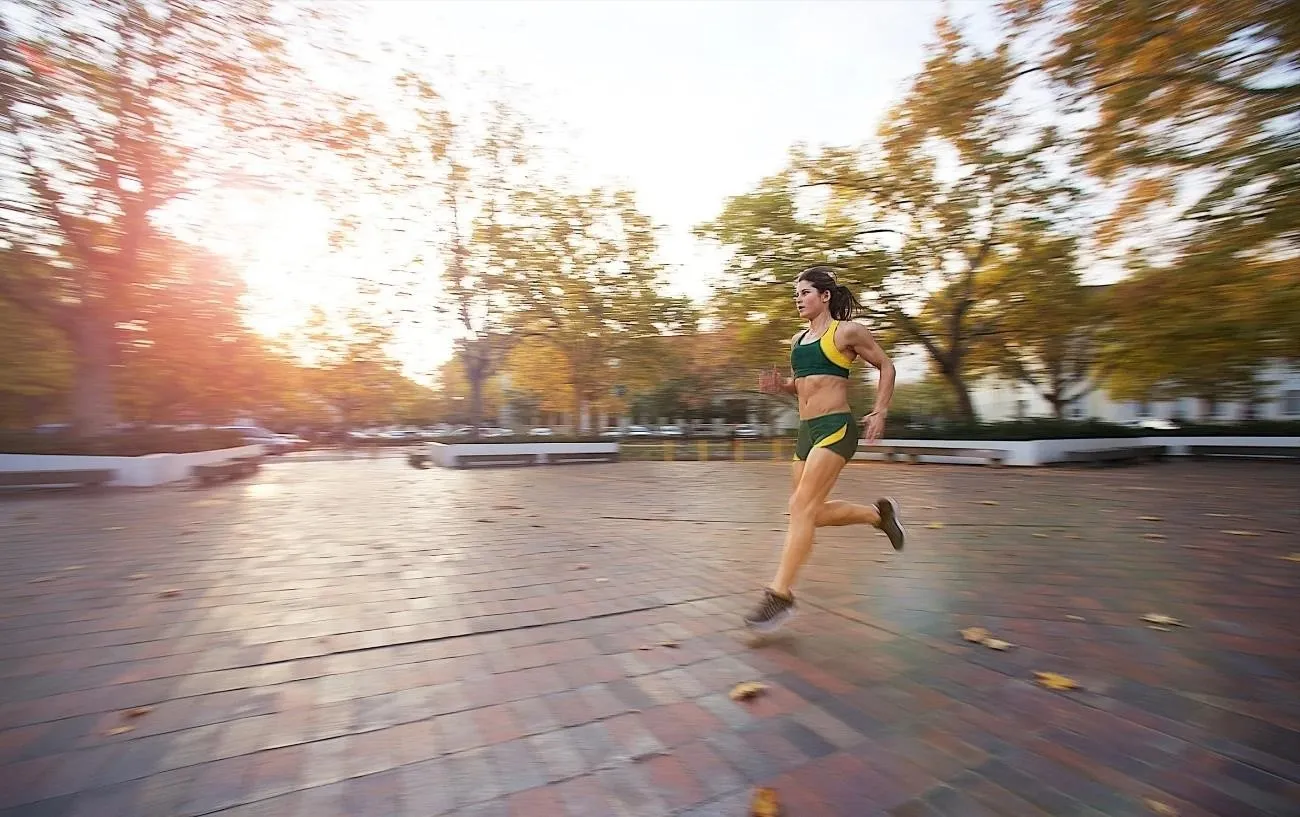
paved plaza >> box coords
[0,457,1297,816]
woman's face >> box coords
[794,279,828,319]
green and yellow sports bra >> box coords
[791,319,854,378]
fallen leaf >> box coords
[1140,613,1182,626]
[493,504,522,510]
[1139,516,1162,522]
[960,627,989,643]
[979,500,1000,506]
[1281,553,1300,562]
[1148,625,1171,632]
[1144,798,1178,816]
[28,576,57,583]
[1032,533,1049,539]
[729,681,768,701]
[1066,615,1087,622]
[127,573,150,580]
[983,638,1015,651]
[926,522,945,530]
[1066,534,1083,540]
[158,589,181,598]
[595,577,609,583]
[104,725,134,737]
[1142,533,1167,540]
[659,641,679,648]
[1033,671,1080,691]
[638,645,653,651]
[103,526,125,531]
[574,564,589,570]
[1221,530,1260,537]
[125,707,153,718]
[751,786,781,816]
[61,565,86,571]
[1204,512,1232,518]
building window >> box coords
[1285,390,1300,416]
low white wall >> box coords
[0,444,264,487]
[426,441,619,468]
[854,438,1039,466]
[855,436,1299,466]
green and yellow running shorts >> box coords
[793,412,860,462]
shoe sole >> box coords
[879,497,906,551]
[744,605,797,634]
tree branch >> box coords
[1089,70,1300,99]
[0,26,101,270]
[888,305,947,370]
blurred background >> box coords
[1,0,1296,456]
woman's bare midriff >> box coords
[795,374,853,419]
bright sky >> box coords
[228,0,998,380]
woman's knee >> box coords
[788,490,820,518]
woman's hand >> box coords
[861,410,887,445]
[759,367,786,395]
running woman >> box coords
[744,266,906,632]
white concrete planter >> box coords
[418,441,619,469]
[0,444,264,487]
[853,436,1300,467]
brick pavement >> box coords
[0,458,1297,816]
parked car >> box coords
[1130,418,1180,431]
[274,433,310,452]
[658,425,685,437]
[599,426,625,438]
[218,425,294,455]
[624,425,654,438]
[733,424,762,439]
[528,427,555,436]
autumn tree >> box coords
[963,226,1105,418]
[700,16,1081,421]
[492,186,695,430]
[1006,0,1300,401]
[0,0,373,434]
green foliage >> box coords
[965,231,1105,416]
[492,186,696,424]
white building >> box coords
[970,361,1300,424]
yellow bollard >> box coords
[698,439,707,461]
[736,440,744,462]
[771,437,780,462]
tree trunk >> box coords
[939,365,977,423]
[70,306,116,435]
[468,374,484,436]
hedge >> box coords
[0,429,247,456]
